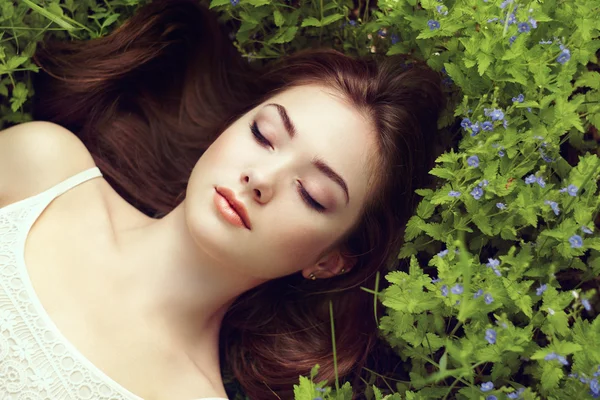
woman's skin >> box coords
[94,84,377,379]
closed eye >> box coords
[250,120,326,213]
[250,121,271,148]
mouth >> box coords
[214,187,252,230]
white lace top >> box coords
[0,167,228,400]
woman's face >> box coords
[185,84,378,280]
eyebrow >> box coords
[265,103,350,206]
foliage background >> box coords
[1,0,600,399]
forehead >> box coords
[260,84,378,207]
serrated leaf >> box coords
[321,13,344,26]
[429,167,455,180]
[268,26,298,44]
[416,199,437,219]
[6,56,28,71]
[575,71,600,90]
[476,52,492,76]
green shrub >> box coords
[2,0,599,399]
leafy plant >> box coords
[1,0,599,399]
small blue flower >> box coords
[509,35,517,46]
[498,150,505,157]
[438,249,449,257]
[557,48,571,64]
[569,234,583,249]
[451,284,464,295]
[487,17,499,23]
[540,39,553,45]
[484,293,494,304]
[431,277,442,283]
[545,352,558,361]
[316,388,326,393]
[391,33,400,44]
[582,226,593,234]
[230,0,240,5]
[486,396,498,400]
[471,122,481,136]
[481,382,494,392]
[537,176,546,188]
[474,289,484,298]
[582,298,592,311]
[471,186,484,200]
[591,378,600,396]
[490,109,505,121]
[507,388,525,399]
[512,94,525,103]
[544,200,560,216]
[485,328,497,344]
[482,121,494,131]
[487,258,500,268]
[525,174,537,184]
[461,118,472,129]
[313,397,324,400]
[540,150,555,163]
[567,184,579,196]
[428,20,441,30]
[449,190,461,198]
[557,355,570,366]
[496,202,507,210]
[441,285,449,296]
[436,5,448,15]
[478,180,489,188]
[518,22,531,33]
[467,155,480,167]
[348,20,357,26]
[536,284,547,296]
[529,17,537,28]
[500,0,513,9]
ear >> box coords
[301,248,357,280]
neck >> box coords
[102,199,265,346]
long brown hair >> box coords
[31,0,446,398]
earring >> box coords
[309,273,316,280]
[340,268,346,274]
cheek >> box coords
[260,213,338,264]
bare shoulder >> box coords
[0,121,97,207]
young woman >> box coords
[0,0,445,399]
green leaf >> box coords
[540,361,564,390]
[209,0,231,8]
[575,71,600,90]
[268,26,298,44]
[405,216,426,241]
[429,167,455,180]
[476,52,493,76]
[321,13,344,26]
[101,13,120,30]
[6,56,28,71]
[273,10,284,27]
[416,199,437,219]
[246,0,271,6]
[21,0,75,30]
[301,17,321,27]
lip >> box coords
[214,187,251,230]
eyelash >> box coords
[249,121,326,213]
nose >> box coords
[242,172,274,204]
